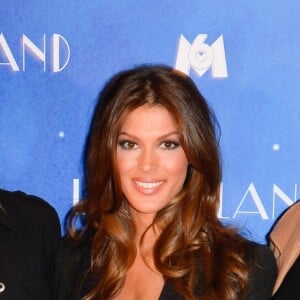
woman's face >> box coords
[117,104,188,223]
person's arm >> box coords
[42,202,61,281]
[26,194,61,299]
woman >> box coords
[54,65,277,299]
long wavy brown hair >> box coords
[68,65,253,299]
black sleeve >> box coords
[246,244,278,300]
[41,199,61,282]
[15,191,62,283]
[21,192,61,299]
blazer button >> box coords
[0,282,5,293]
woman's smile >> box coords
[133,179,165,195]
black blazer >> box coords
[271,255,300,300]
[54,236,277,300]
[0,189,61,299]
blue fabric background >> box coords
[1,0,299,242]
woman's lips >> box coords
[133,179,164,194]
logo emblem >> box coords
[175,34,228,78]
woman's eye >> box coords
[160,141,180,150]
[118,140,138,150]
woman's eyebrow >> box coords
[157,131,180,140]
[118,131,179,140]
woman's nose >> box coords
[138,149,158,173]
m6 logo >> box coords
[175,34,228,78]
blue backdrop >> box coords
[1,0,299,243]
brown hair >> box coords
[68,65,252,299]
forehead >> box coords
[120,104,178,134]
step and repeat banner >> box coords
[1,1,299,242]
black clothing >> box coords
[54,235,277,300]
[272,255,300,300]
[0,189,61,299]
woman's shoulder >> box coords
[246,241,278,300]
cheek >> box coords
[163,153,188,180]
[117,152,136,175]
